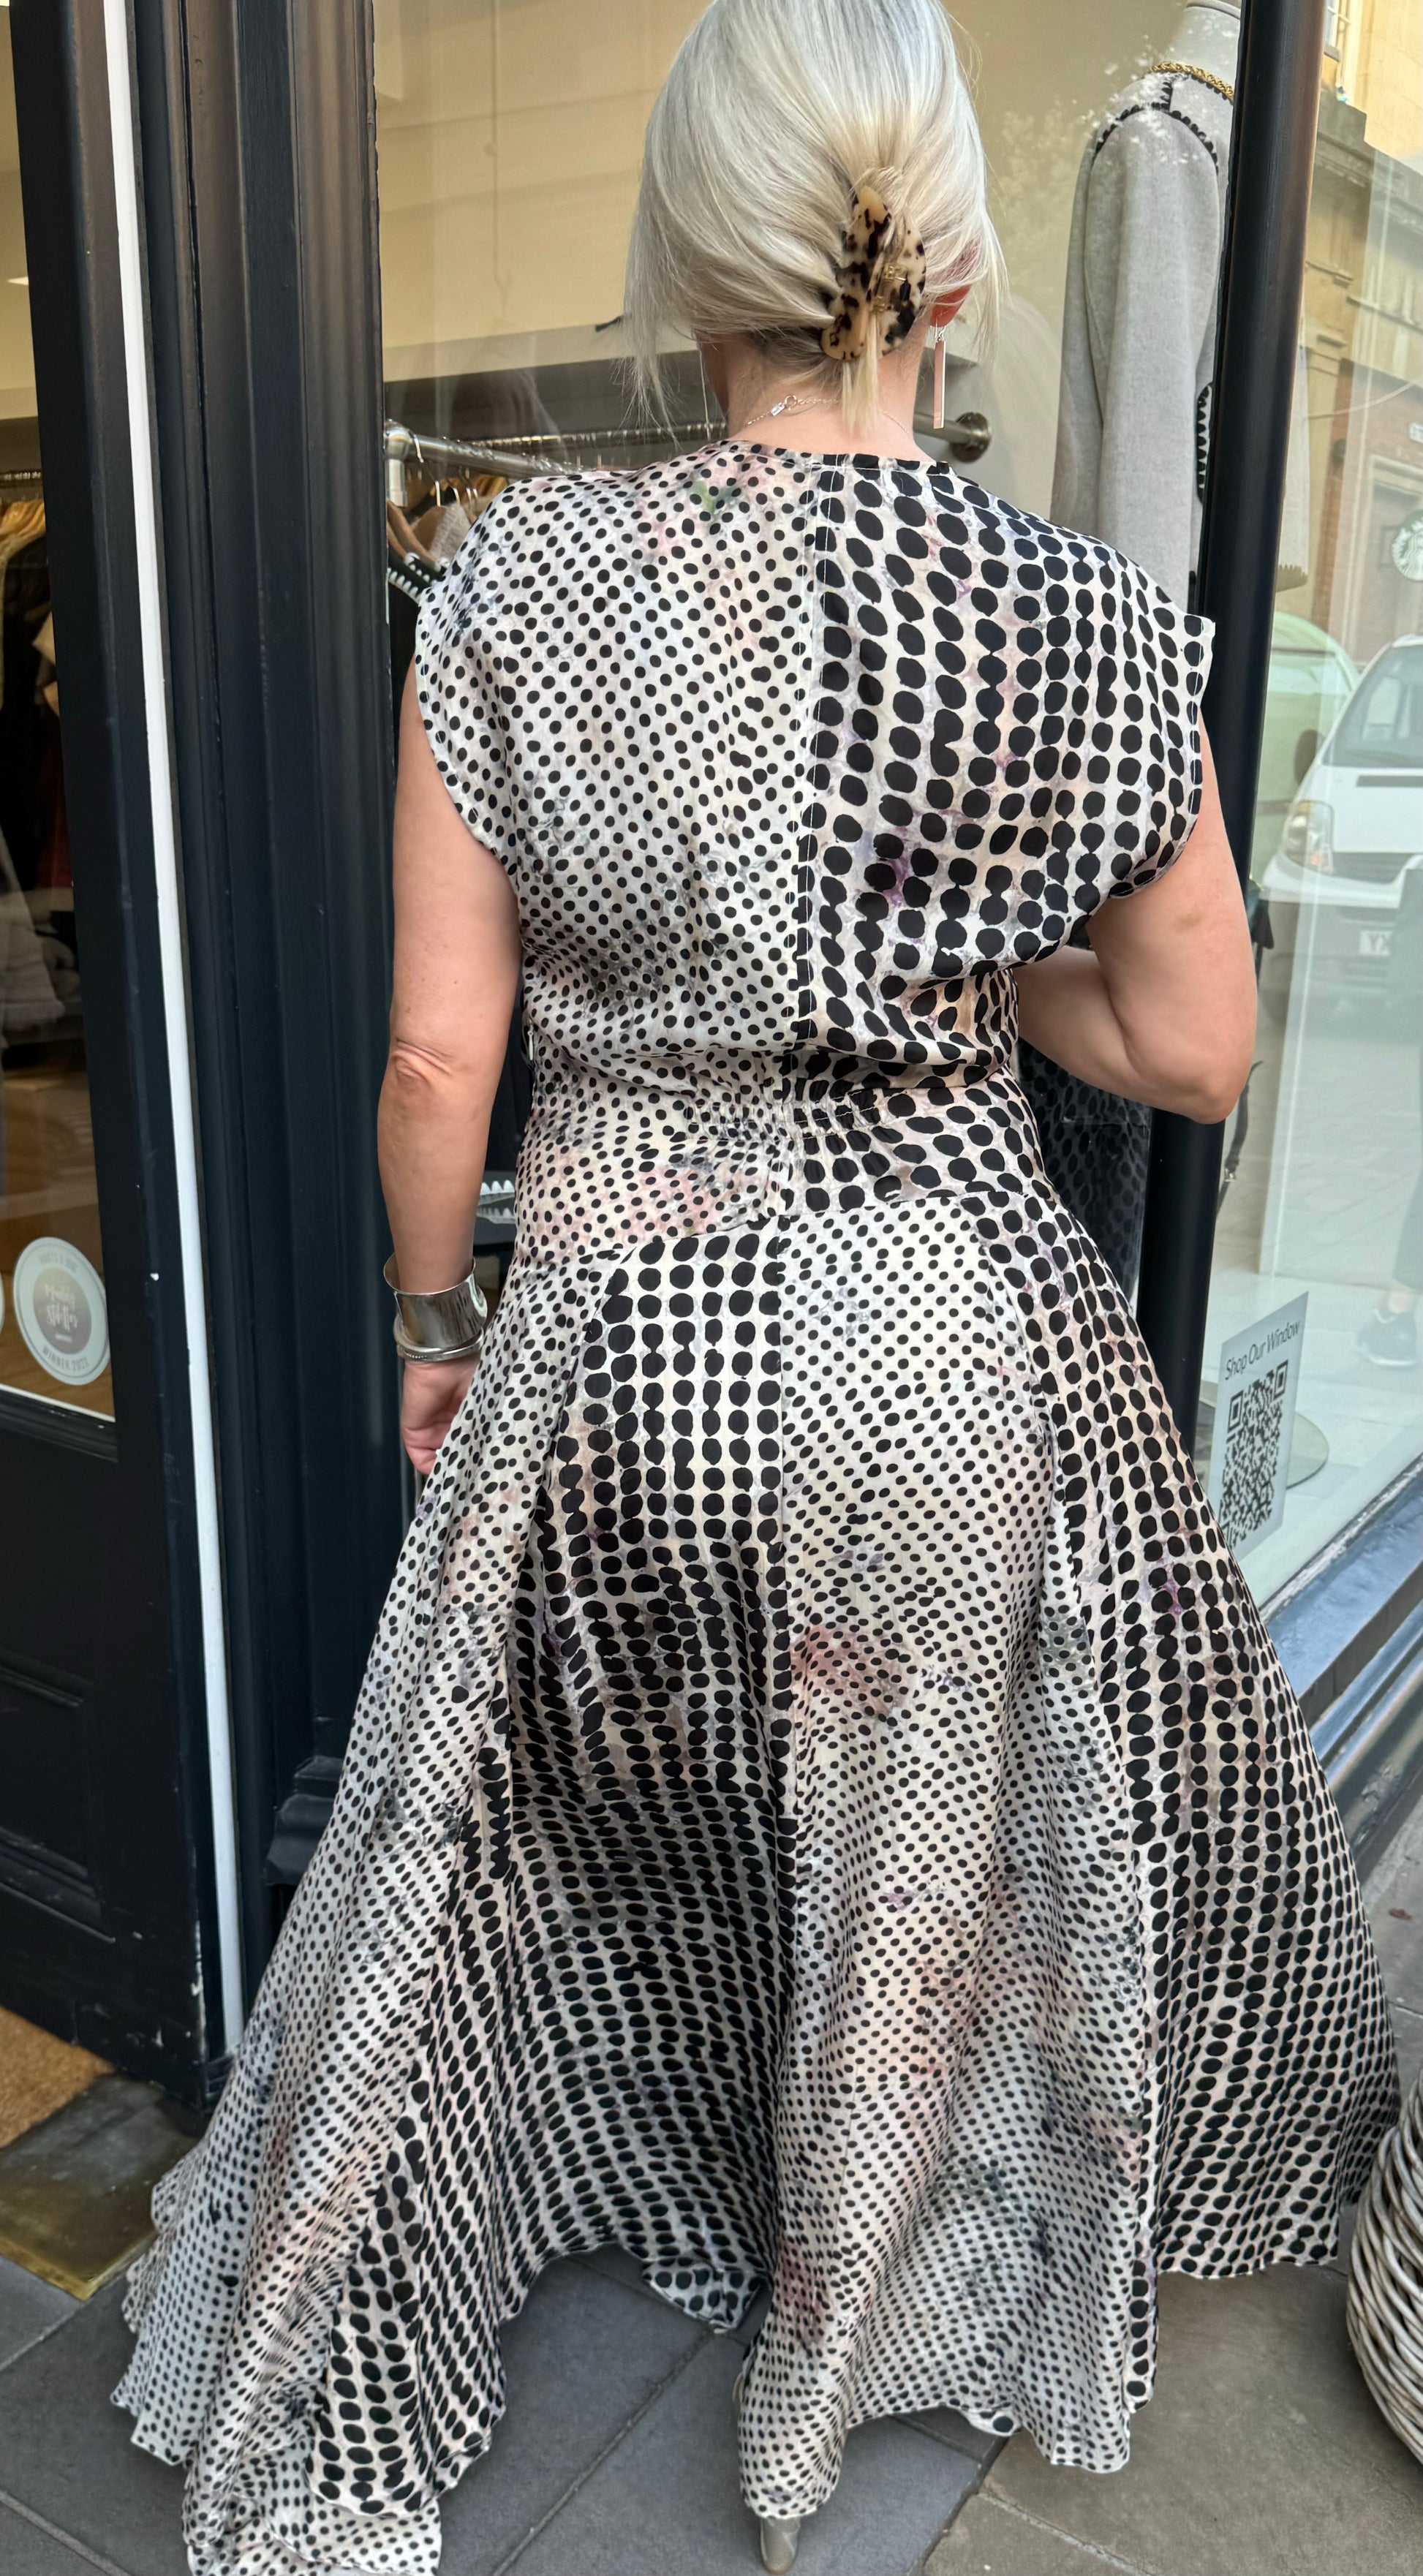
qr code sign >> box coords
[1218,1362,1290,1552]
[1208,1294,1307,1560]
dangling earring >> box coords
[925,297,959,431]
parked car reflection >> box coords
[1260,634,1422,1027]
[1250,611,1359,880]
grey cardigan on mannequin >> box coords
[1052,65,1233,605]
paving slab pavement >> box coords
[0,2248,73,2371]
[0,2275,187,2576]
[504,2331,979,2576]
[0,2251,986,2576]
[925,2265,1422,2576]
[0,2496,114,2575]
[925,2491,1140,2573]
[439,2256,705,2572]
[926,1797,1423,2576]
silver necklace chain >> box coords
[728,390,918,444]
[730,392,820,437]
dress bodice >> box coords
[418,443,1210,1257]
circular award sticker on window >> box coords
[12,1238,109,1386]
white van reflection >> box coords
[1260,634,1422,1029]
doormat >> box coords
[0,2004,110,2150]
[0,2073,197,2298]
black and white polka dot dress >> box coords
[115,446,1398,2572]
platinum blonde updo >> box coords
[625,0,1003,439]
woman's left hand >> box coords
[380,670,521,1479]
[400,1358,479,1475]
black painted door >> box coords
[0,1,227,2105]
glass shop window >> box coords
[1199,22,1422,1600]
[371,0,1238,551]
[0,10,111,1421]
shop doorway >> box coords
[0,0,233,2103]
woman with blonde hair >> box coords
[118,3,1396,2569]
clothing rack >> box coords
[462,420,722,456]
[385,420,565,501]
[383,415,722,502]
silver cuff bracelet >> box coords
[382,1254,488,1364]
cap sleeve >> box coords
[413,499,518,864]
[1100,573,1214,905]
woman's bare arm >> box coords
[378,669,521,1471]
[1014,725,1255,1125]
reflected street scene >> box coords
[1201,30,1421,1593]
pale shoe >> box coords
[733,2364,803,2572]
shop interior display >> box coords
[0,464,110,1418]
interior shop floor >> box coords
[0,1797,1418,2576]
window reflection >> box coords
[1201,27,1422,1593]
[371,1,1231,510]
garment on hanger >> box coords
[34,706,70,893]
[33,607,58,717]
[0,506,49,891]
[0,499,46,713]
[0,821,61,1043]
[29,610,69,894]
[1052,61,1233,605]
[386,497,439,570]
[1040,36,1237,1288]
[412,494,472,562]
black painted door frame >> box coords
[129,0,402,1994]
[0,0,236,2103]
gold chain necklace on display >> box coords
[1147,59,1237,101]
